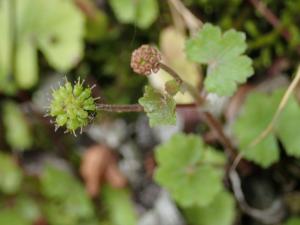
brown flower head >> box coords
[131,45,162,76]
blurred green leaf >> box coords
[139,85,176,127]
[154,133,226,207]
[184,191,236,225]
[186,23,254,96]
[85,10,108,42]
[0,0,17,94]
[108,0,158,29]
[0,0,85,89]
[41,165,95,225]
[102,185,137,225]
[233,89,300,167]
[15,195,41,223]
[2,101,33,151]
[0,209,30,225]
[0,152,23,194]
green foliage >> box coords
[186,23,254,96]
[154,133,226,207]
[184,191,236,225]
[40,165,95,225]
[0,153,23,194]
[108,0,158,29]
[233,89,300,167]
[85,8,108,42]
[0,0,16,94]
[139,85,176,127]
[285,218,300,225]
[2,101,33,151]
[0,209,30,225]
[0,195,41,225]
[49,79,97,133]
[0,0,84,90]
[14,195,41,223]
[102,185,137,225]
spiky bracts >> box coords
[49,79,97,134]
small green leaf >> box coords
[108,0,158,29]
[186,23,254,96]
[154,133,226,207]
[102,185,137,225]
[233,89,300,167]
[0,152,23,194]
[165,80,180,96]
[184,191,236,225]
[139,85,176,127]
[2,101,33,151]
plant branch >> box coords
[159,62,205,105]
[248,0,290,41]
[202,112,236,160]
[96,103,197,113]
[159,62,183,85]
[168,0,203,34]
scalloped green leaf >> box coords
[139,85,176,127]
[0,152,23,194]
[233,89,300,168]
[0,0,84,90]
[184,191,236,225]
[154,133,226,207]
[186,23,254,96]
[108,0,158,29]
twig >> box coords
[248,0,290,41]
[74,0,97,19]
[202,112,236,160]
[168,0,203,34]
[159,63,204,105]
[159,63,183,85]
[229,169,285,224]
[96,103,197,113]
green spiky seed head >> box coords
[49,79,97,133]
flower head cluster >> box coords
[49,79,97,134]
[131,45,162,76]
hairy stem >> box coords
[97,103,197,113]
[159,62,183,85]
[159,62,204,104]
